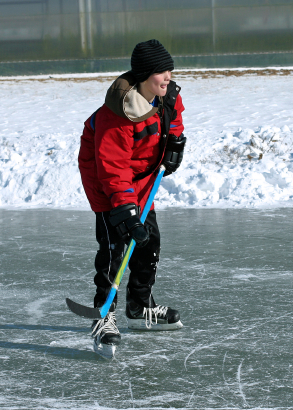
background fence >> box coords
[1,0,293,75]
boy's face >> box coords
[145,71,172,98]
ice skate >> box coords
[91,303,121,358]
[126,294,183,331]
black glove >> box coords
[109,203,150,248]
[162,133,186,176]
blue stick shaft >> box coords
[100,166,165,318]
[140,166,165,223]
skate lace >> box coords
[143,305,168,329]
[91,312,119,337]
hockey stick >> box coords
[66,165,165,319]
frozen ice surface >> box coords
[1,208,293,409]
[0,70,293,210]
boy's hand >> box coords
[109,203,150,247]
[162,133,186,176]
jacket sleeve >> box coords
[169,93,185,137]
[95,119,138,208]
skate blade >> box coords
[93,340,116,359]
[127,318,183,331]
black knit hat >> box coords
[130,39,174,83]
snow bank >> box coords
[0,70,293,209]
[159,124,293,208]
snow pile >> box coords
[159,125,293,208]
[0,132,82,208]
[0,70,293,209]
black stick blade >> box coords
[66,298,102,319]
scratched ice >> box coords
[1,208,293,409]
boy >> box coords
[78,39,186,354]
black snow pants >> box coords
[94,209,160,308]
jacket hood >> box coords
[105,71,160,123]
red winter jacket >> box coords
[78,72,184,212]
